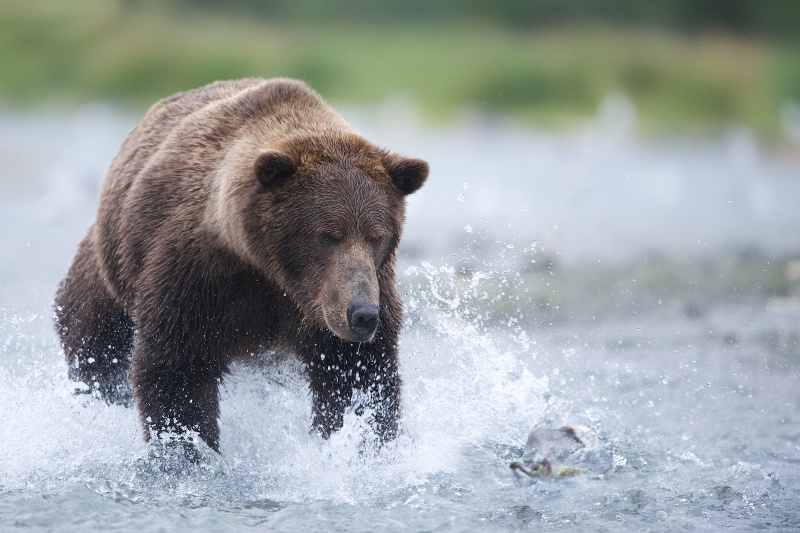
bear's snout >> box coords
[347,302,379,341]
[318,244,381,343]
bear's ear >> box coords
[254,150,297,189]
[384,154,429,196]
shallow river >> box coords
[1,104,799,531]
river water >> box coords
[1,102,799,531]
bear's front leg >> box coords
[129,244,250,454]
[304,331,401,443]
[130,342,223,453]
[363,353,401,442]
[130,271,230,454]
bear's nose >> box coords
[347,303,379,340]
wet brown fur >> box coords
[54,78,428,452]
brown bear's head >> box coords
[235,135,428,343]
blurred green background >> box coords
[2,0,800,138]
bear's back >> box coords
[94,78,338,303]
[108,78,329,188]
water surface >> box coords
[1,105,799,531]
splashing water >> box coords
[2,260,799,531]
[2,109,800,531]
[0,265,551,530]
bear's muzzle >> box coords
[318,242,381,343]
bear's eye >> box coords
[319,232,342,246]
[370,235,384,248]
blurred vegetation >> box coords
[188,0,800,39]
[1,0,800,136]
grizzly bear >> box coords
[54,78,428,453]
